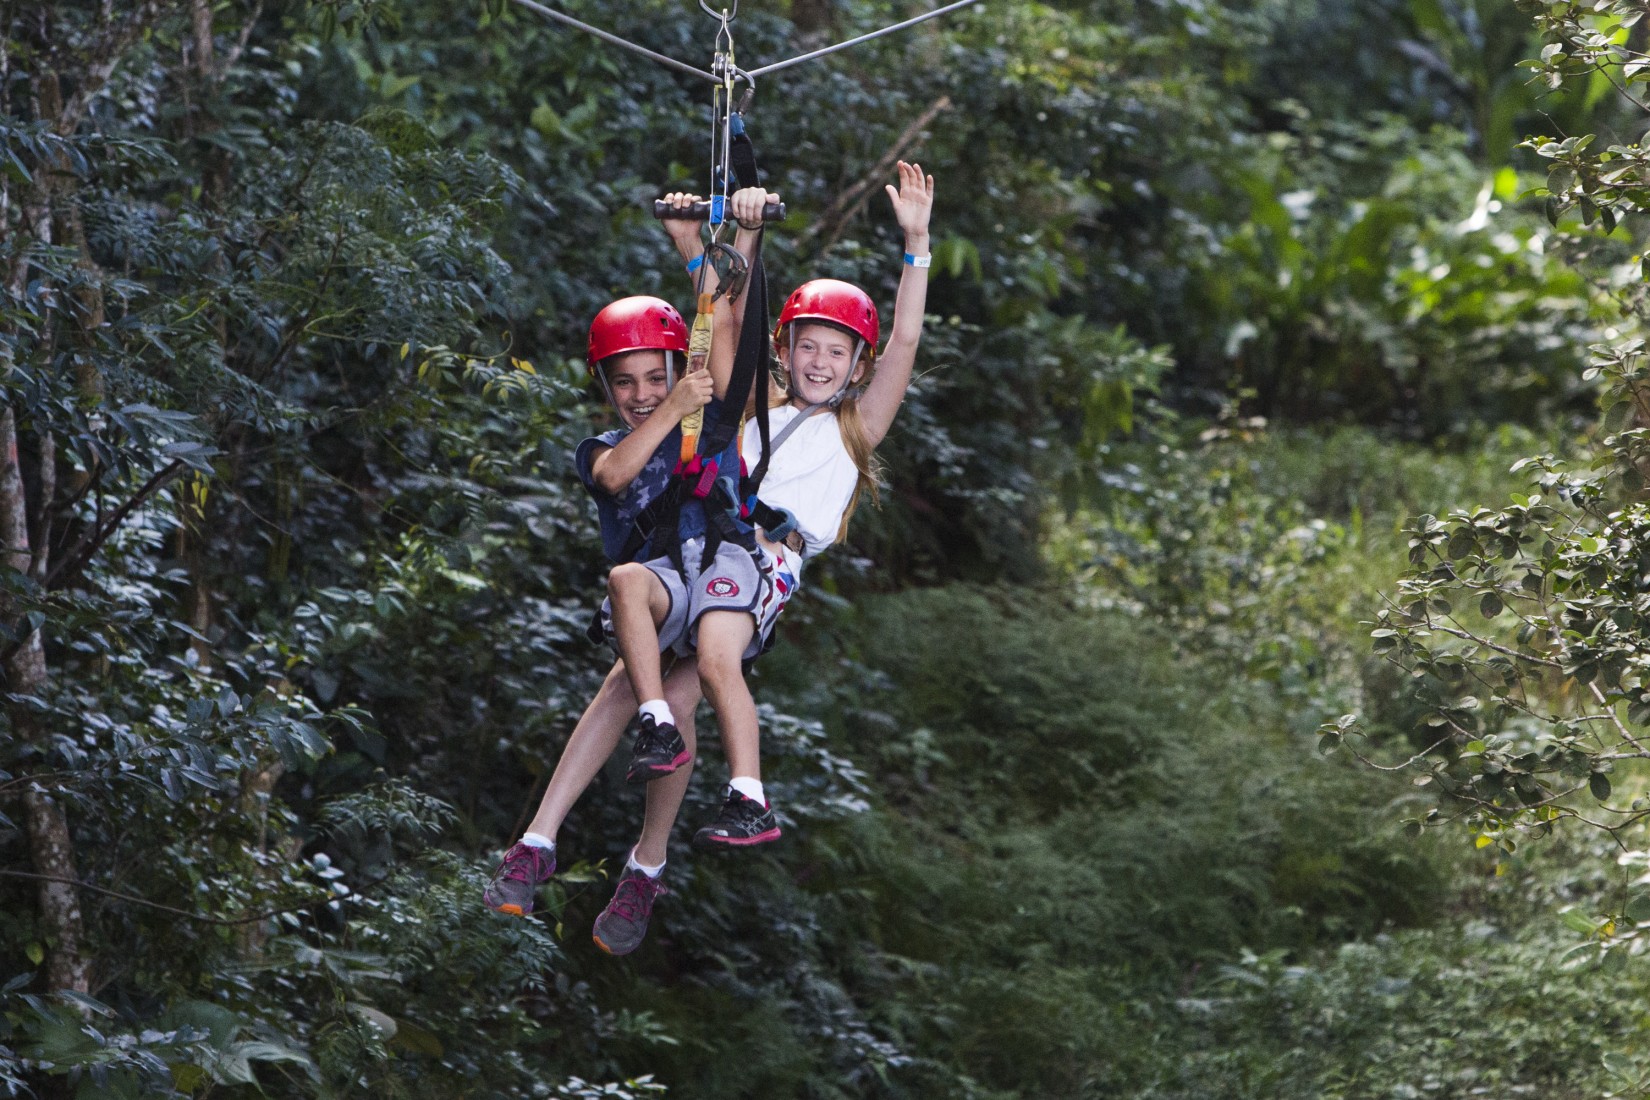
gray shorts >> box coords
[600,538,795,663]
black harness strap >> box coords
[637,111,777,577]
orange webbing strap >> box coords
[679,290,715,464]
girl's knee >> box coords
[696,645,743,693]
[595,662,635,707]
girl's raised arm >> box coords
[858,161,934,448]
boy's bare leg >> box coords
[608,562,672,704]
[525,663,633,839]
[694,609,761,782]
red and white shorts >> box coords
[601,538,795,663]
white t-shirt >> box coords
[743,404,860,572]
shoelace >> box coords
[608,873,665,921]
[500,845,553,884]
[636,721,676,758]
[716,793,764,834]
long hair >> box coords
[771,323,882,543]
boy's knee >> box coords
[609,562,650,599]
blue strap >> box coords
[715,474,744,520]
[762,507,798,543]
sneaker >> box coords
[592,865,669,956]
[626,714,691,785]
[692,788,781,849]
[483,841,556,917]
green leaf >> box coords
[1591,771,1613,801]
[347,1003,398,1039]
[1562,908,1598,934]
[1603,1051,1638,1080]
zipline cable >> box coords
[745,0,984,78]
[503,0,984,85]
[505,0,720,83]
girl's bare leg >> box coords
[694,609,761,783]
[526,658,699,842]
[634,660,703,866]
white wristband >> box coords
[903,252,931,268]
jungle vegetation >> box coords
[4,0,1650,1096]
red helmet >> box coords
[774,279,879,351]
[587,296,688,373]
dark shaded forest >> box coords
[6,0,1650,1096]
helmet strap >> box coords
[786,325,799,395]
[594,362,619,414]
[827,339,865,408]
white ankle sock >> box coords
[638,699,675,727]
[520,832,555,851]
[728,776,765,805]
[626,848,665,878]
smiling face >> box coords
[780,322,866,407]
[600,349,673,429]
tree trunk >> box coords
[3,31,87,1000]
[0,407,88,994]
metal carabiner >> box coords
[694,240,750,304]
[698,0,736,22]
[732,70,755,113]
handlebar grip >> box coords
[652,198,786,223]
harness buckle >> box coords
[690,458,721,498]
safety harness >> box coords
[646,103,800,578]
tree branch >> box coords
[804,95,950,251]
[57,1,190,135]
[44,458,185,591]
[0,869,343,927]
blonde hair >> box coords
[770,324,882,543]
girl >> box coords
[605,161,935,855]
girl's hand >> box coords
[730,186,780,230]
[885,160,934,247]
[662,191,704,250]
[659,366,714,422]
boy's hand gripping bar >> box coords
[653,198,785,222]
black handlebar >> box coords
[652,199,786,222]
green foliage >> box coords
[4,0,1647,1095]
[712,584,1452,1097]
[1323,0,1650,937]
[1134,919,1641,1099]
[1520,0,1650,232]
[1322,344,1650,849]
[1177,116,1601,432]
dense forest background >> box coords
[6,0,1650,1095]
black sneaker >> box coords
[692,788,781,849]
[626,714,690,785]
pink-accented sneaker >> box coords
[483,841,556,917]
[626,714,691,784]
[692,788,781,849]
[592,865,669,956]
